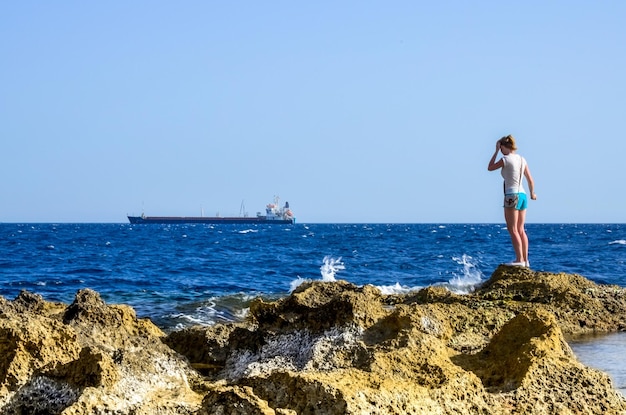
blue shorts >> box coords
[504,192,528,210]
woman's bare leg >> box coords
[504,208,523,262]
[517,209,529,264]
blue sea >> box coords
[1,223,625,394]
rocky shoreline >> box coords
[1,265,625,414]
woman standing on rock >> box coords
[488,135,537,267]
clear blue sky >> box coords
[2,2,624,223]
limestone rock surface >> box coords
[1,266,626,414]
[0,289,203,414]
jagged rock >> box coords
[476,266,626,333]
[48,346,119,388]
[452,307,621,413]
[0,289,203,414]
[197,385,277,415]
[0,304,80,392]
[1,267,626,414]
[177,266,626,414]
[250,280,388,332]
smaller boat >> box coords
[127,197,295,225]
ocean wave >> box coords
[164,294,258,329]
[238,229,258,234]
[4,223,625,333]
[445,254,485,294]
[320,256,345,282]
[376,282,422,295]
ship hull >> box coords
[127,216,294,225]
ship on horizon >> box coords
[127,197,295,225]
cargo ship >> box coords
[127,198,295,225]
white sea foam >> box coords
[375,254,484,296]
[609,240,626,245]
[169,313,207,327]
[289,276,308,292]
[320,256,345,282]
[288,256,346,292]
[233,307,250,320]
[376,282,423,295]
[238,229,258,234]
[167,296,253,328]
[445,254,485,294]
[290,253,484,298]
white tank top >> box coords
[501,154,526,194]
